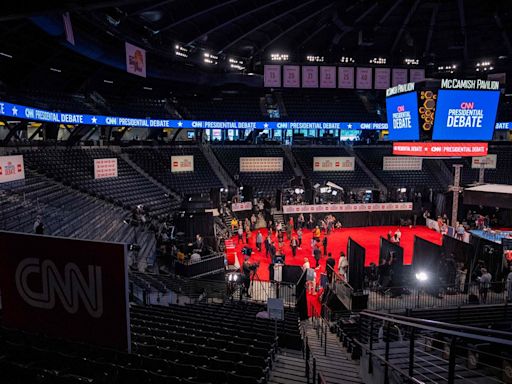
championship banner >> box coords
[0,155,25,183]
[283,65,300,88]
[125,42,146,78]
[409,68,425,83]
[320,66,336,88]
[94,158,118,179]
[338,67,355,89]
[0,231,130,352]
[232,201,253,212]
[392,68,408,86]
[383,156,422,171]
[356,67,372,89]
[171,155,194,173]
[374,68,391,90]
[264,65,281,87]
[392,142,488,157]
[302,66,319,88]
[283,202,413,214]
[240,157,283,172]
[313,157,355,171]
[472,154,497,169]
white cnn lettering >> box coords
[15,258,103,318]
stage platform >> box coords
[470,229,512,244]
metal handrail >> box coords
[360,310,512,347]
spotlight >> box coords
[415,271,428,282]
[227,272,240,282]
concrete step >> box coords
[269,350,308,384]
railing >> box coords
[228,276,298,308]
[367,281,508,312]
[354,310,512,384]
[174,253,225,278]
[304,304,331,384]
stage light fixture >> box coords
[415,271,428,282]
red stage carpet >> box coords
[232,225,442,315]
[233,225,442,281]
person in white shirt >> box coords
[190,252,201,263]
[394,228,402,243]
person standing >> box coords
[322,235,328,256]
[313,226,321,242]
[291,236,298,258]
[245,228,251,244]
[256,231,263,252]
[286,224,292,241]
[237,226,244,244]
[297,228,303,249]
[478,268,492,304]
[298,213,305,229]
[250,214,257,230]
[313,245,321,268]
[269,242,277,264]
[456,224,465,241]
[33,215,45,235]
[507,266,512,303]
[326,253,336,283]
[264,236,271,258]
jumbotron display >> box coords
[432,90,500,141]
[386,91,420,141]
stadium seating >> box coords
[123,146,222,195]
[0,300,302,383]
[292,147,375,191]
[23,148,178,218]
[212,146,295,196]
[354,145,446,191]
[179,93,263,120]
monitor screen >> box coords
[432,90,500,141]
[187,131,195,139]
[386,92,420,141]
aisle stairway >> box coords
[303,320,363,384]
[269,349,308,384]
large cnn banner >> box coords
[94,158,118,179]
[338,67,354,89]
[171,155,194,173]
[472,154,497,169]
[383,156,423,171]
[313,157,355,171]
[283,65,300,88]
[393,142,488,157]
[125,42,146,78]
[0,232,130,352]
[240,157,283,172]
[374,68,391,90]
[0,155,25,183]
[320,66,336,88]
[264,65,281,87]
[302,66,319,88]
[356,67,372,89]
[392,68,408,86]
[283,202,413,214]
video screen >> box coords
[432,90,500,141]
[386,92,420,141]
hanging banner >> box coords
[283,202,413,214]
[171,155,194,173]
[409,68,425,83]
[383,156,423,171]
[240,157,283,172]
[392,142,488,157]
[125,42,146,78]
[283,65,300,88]
[302,66,319,88]
[392,68,408,86]
[264,65,281,87]
[320,66,336,88]
[94,158,118,179]
[313,157,355,171]
[0,231,131,352]
[0,155,25,183]
[338,67,355,89]
[471,154,497,169]
[356,67,373,89]
[374,68,391,90]
[232,202,253,212]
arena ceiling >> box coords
[0,0,511,91]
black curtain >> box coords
[347,237,365,291]
[412,236,442,274]
[441,235,474,266]
[380,237,404,286]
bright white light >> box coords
[143,86,152,91]
[306,55,324,62]
[0,52,13,59]
[103,79,114,84]
[270,53,289,61]
[50,67,62,73]
[415,271,428,282]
